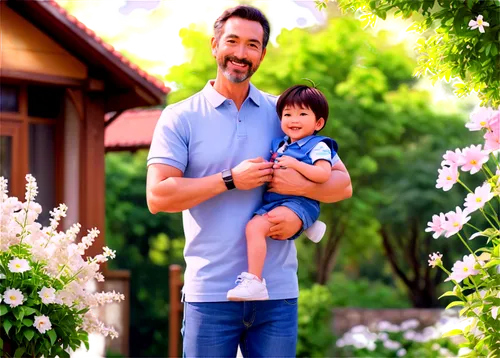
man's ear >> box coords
[315,117,325,131]
[210,37,218,58]
[260,47,267,61]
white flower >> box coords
[428,252,443,268]
[492,306,499,319]
[403,330,416,340]
[464,182,494,213]
[378,332,388,341]
[38,287,56,304]
[3,288,25,308]
[400,319,419,330]
[8,258,31,273]
[445,254,483,283]
[436,166,459,191]
[468,15,490,33]
[383,339,401,350]
[397,348,407,357]
[33,315,52,334]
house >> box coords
[0,0,169,355]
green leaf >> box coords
[491,45,498,57]
[0,336,3,350]
[446,301,465,309]
[442,328,463,337]
[483,259,500,269]
[0,305,8,316]
[485,43,492,56]
[3,319,12,336]
[12,307,24,322]
[47,329,57,345]
[23,329,35,341]
[439,290,457,299]
[22,318,33,327]
[467,0,475,9]
[22,307,36,316]
[14,347,25,358]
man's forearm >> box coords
[148,174,226,213]
[301,168,352,203]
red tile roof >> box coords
[105,109,163,151]
[49,0,169,94]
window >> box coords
[0,85,62,226]
[0,136,13,191]
[0,84,19,112]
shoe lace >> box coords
[234,275,251,287]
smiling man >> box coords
[146,5,352,358]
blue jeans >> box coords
[182,299,298,358]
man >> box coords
[146,5,352,357]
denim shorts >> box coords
[254,197,320,240]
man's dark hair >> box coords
[276,85,330,131]
[214,6,271,49]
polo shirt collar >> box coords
[202,80,261,108]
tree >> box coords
[324,0,500,107]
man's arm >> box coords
[146,164,226,214]
[146,158,274,214]
[268,159,352,203]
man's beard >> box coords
[219,56,257,83]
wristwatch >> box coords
[222,169,236,190]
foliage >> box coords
[334,316,460,357]
[0,175,122,358]
[326,272,411,308]
[426,107,500,357]
[105,151,184,357]
[328,0,500,107]
[297,284,335,357]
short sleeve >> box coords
[309,142,333,165]
[147,108,188,172]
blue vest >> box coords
[264,135,338,204]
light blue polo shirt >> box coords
[147,81,299,302]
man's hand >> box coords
[274,155,300,170]
[232,157,274,190]
[267,167,311,196]
[265,207,303,240]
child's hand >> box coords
[274,155,299,170]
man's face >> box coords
[211,17,267,83]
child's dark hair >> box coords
[276,85,329,131]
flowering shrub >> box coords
[425,106,500,357]
[0,175,124,358]
[335,316,460,357]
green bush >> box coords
[297,285,335,357]
[327,272,411,308]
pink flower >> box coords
[445,254,482,283]
[458,145,489,174]
[425,213,446,239]
[436,166,459,191]
[464,182,494,213]
[468,15,490,33]
[466,107,496,131]
[442,207,471,238]
[484,127,500,153]
[441,148,463,167]
[428,252,443,267]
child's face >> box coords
[281,105,325,142]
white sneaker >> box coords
[304,220,326,243]
[227,272,269,301]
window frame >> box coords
[0,82,65,211]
